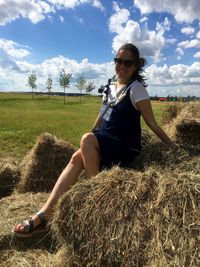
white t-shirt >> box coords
[102,80,150,110]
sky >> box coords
[0,0,200,97]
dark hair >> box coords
[117,43,147,87]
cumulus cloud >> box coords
[194,51,200,58]
[181,27,195,35]
[134,0,200,23]
[0,0,54,25]
[140,16,148,23]
[178,39,200,49]
[48,0,104,11]
[0,0,104,25]
[146,62,200,85]
[109,2,130,33]
[109,4,171,63]
[1,41,200,97]
[0,45,114,92]
[0,39,30,72]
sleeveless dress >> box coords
[93,82,142,168]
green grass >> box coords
[0,93,166,161]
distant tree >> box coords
[46,74,53,98]
[76,73,86,102]
[85,81,95,95]
[59,69,72,104]
[27,71,37,99]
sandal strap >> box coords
[36,211,46,224]
[22,219,34,233]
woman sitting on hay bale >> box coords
[12,43,176,237]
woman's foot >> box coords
[12,211,47,238]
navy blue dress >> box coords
[93,85,141,169]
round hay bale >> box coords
[145,174,200,267]
[164,101,200,146]
[52,167,200,267]
[161,102,183,124]
[176,119,200,146]
[52,167,157,266]
[16,133,76,193]
[0,191,56,252]
[131,135,200,173]
[0,160,20,198]
[0,192,49,238]
[0,249,55,267]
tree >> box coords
[59,69,72,104]
[27,71,37,99]
[85,81,95,95]
[76,73,86,102]
[46,74,53,98]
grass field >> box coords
[0,93,168,161]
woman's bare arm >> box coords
[136,99,176,147]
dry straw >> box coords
[52,166,200,267]
[16,133,76,193]
[164,101,200,147]
[0,160,20,198]
[0,249,55,267]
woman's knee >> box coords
[80,133,99,150]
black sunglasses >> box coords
[114,57,135,68]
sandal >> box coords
[12,211,47,238]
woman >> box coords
[12,43,175,237]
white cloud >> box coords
[178,39,200,49]
[109,2,130,33]
[194,51,200,58]
[109,4,171,62]
[145,62,200,96]
[0,39,30,72]
[59,15,64,22]
[181,27,195,35]
[0,47,114,92]
[0,0,104,25]
[46,0,104,11]
[1,46,200,96]
[197,31,200,39]
[0,0,54,25]
[140,16,148,23]
[0,39,30,59]
[176,47,184,57]
[134,0,200,23]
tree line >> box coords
[27,70,96,104]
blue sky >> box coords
[0,0,200,96]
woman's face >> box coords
[115,49,137,84]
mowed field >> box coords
[0,92,168,161]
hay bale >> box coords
[176,119,200,146]
[164,101,200,146]
[162,102,183,124]
[0,249,56,267]
[131,134,200,173]
[0,160,20,198]
[52,167,200,267]
[52,167,153,266]
[16,133,76,193]
[0,192,56,252]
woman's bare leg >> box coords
[14,149,84,231]
[13,132,101,232]
[80,133,100,178]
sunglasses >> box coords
[114,57,135,68]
